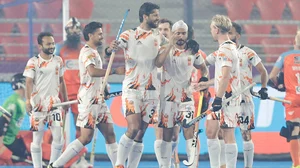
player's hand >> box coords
[258,88,268,100]
[0,144,13,165]
[194,81,209,91]
[212,97,222,112]
[26,101,32,115]
[108,40,119,53]
[185,39,199,55]
[115,67,125,75]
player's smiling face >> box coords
[90,28,104,46]
[146,9,160,28]
[40,36,55,55]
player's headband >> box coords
[172,20,188,32]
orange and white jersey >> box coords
[23,55,64,112]
[206,41,241,105]
[77,44,103,106]
[161,47,205,103]
[238,45,261,102]
[118,26,168,92]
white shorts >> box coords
[207,105,240,128]
[158,100,195,128]
[238,101,255,130]
[76,102,113,129]
[122,89,159,124]
[30,109,63,131]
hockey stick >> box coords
[182,83,257,128]
[250,88,291,104]
[90,9,130,165]
[51,91,123,108]
[182,91,204,166]
[0,106,12,118]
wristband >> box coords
[105,47,112,56]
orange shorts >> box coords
[284,95,300,120]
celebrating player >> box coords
[229,22,269,168]
[156,20,208,168]
[23,32,69,168]
[204,15,241,168]
[48,22,124,168]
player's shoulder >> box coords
[280,50,300,59]
[238,45,257,55]
[208,50,218,57]
[53,55,63,62]
[219,41,236,51]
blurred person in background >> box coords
[269,31,300,168]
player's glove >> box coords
[212,97,222,112]
[198,76,209,91]
[258,87,268,100]
[185,39,199,55]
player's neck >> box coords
[139,23,151,31]
[40,53,52,60]
[86,41,97,50]
[15,89,25,99]
[217,34,230,45]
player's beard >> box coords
[95,40,103,47]
[176,39,186,46]
[66,34,81,49]
[147,20,158,29]
[42,47,55,55]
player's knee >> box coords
[182,127,194,140]
[78,133,94,145]
[105,132,116,144]
[206,128,218,139]
[241,130,252,141]
[126,128,140,139]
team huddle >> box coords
[0,1,299,168]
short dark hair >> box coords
[158,18,173,29]
[139,2,160,23]
[187,25,194,40]
[83,22,103,41]
[37,32,53,45]
[232,22,242,35]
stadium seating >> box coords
[0,23,14,34]
[255,0,286,20]
[224,0,253,21]
[211,0,226,5]
[275,25,298,43]
[261,38,291,62]
[243,25,272,44]
[1,0,28,18]
[17,23,44,34]
[49,23,63,34]
[33,0,62,18]
[288,0,300,20]
[70,0,94,19]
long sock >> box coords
[186,138,199,168]
[219,139,226,166]
[49,141,64,164]
[225,143,238,168]
[290,140,300,166]
[171,139,178,154]
[127,141,144,168]
[243,140,254,168]
[105,142,118,167]
[115,134,134,166]
[154,140,163,166]
[160,140,172,168]
[52,139,84,167]
[31,143,42,168]
[207,138,220,168]
[31,131,43,168]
